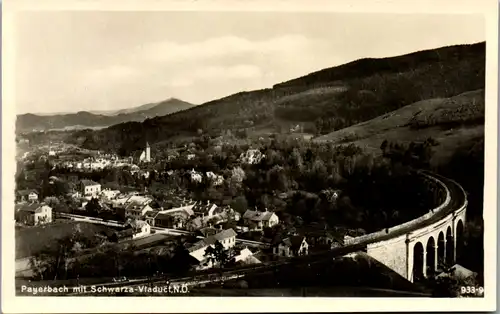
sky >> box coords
[14,11,485,115]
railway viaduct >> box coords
[345,170,468,282]
[16,171,468,286]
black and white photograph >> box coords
[2,0,498,312]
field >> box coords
[314,89,484,167]
[15,221,118,259]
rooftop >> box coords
[80,179,101,187]
[15,203,49,214]
[17,189,38,196]
[192,202,217,214]
[243,210,276,221]
[188,228,237,253]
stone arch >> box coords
[455,219,465,262]
[445,226,454,265]
[412,241,425,282]
[437,231,445,269]
[426,236,436,277]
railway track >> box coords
[26,171,468,294]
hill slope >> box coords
[16,98,194,133]
[314,89,484,166]
[68,42,485,155]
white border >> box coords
[2,0,498,312]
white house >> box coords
[242,209,279,230]
[239,149,265,165]
[130,220,151,239]
[125,203,153,219]
[233,248,261,265]
[189,169,203,183]
[16,189,39,203]
[15,203,52,226]
[80,179,102,197]
[113,194,152,209]
[119,220,151,240]
[188,228,237,265]
[100,189,121,200]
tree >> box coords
[29,225,87,280]
[231,167,246,184]
[203,241,230,269]
[43,196,60,208]
[85,197,101,216]
[170,240,195,275]
[231,195,248,215]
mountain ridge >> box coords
[16,98,195,133]
[65,41,485,155]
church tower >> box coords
[145,141,151,162]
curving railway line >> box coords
[20,170,468,294]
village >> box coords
[15,140,346,277]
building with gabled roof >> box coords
[80,179,101,197]
[144,210,160,227]
[16,189,39,203]
[188,228,237,264]
[122,219,151,239]
[192,201,221,217]
[242,209,279,230]
[125,203,152,220]
[272,235,308,257]
[15,203,52,226]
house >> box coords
[206,172,224,186]
[80,179,101,197]
[192,201,220,217]
[125,203,153,220]
[117,220,151,241]
[158,204,195,217]
[186,217,204,231]
[113,194,152,209]
[100,189,121,200]
[188,228,238,265]
[144,210,160,227]
[16,189,39,203]
[239,149,265,165]
[233,247,257,263]
[242,209,279,230]
[272,236,309,257]
[15,203,52,226]
[189,169,203,183]
[154,212,189,229]
[304,230,343,248]
[197,227,219,238]
[126,220,151,239]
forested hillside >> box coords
[67,42,485,156]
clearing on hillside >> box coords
[313,89,484,166]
